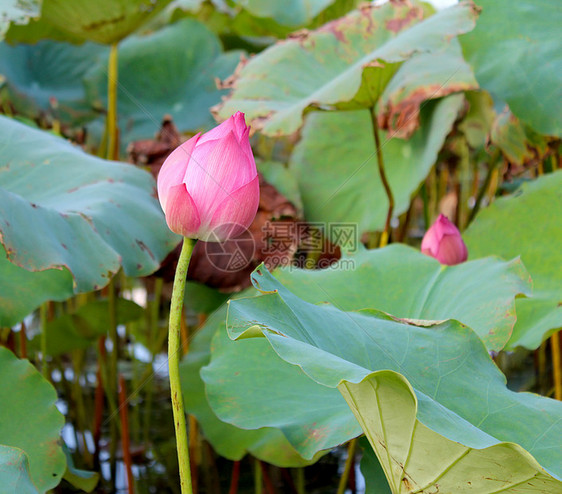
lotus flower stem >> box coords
[168,237,196,494]
[370,108,393,247]
[106,43,119,160]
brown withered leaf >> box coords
[377,41,478,139]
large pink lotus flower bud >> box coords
[421,214,468,266]
[157,112,259,242]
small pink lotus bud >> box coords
[421,214,468,266]
[157,112,259,242]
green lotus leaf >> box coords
[0,116,178,325]
[202,266,562,485]
[460,0,562,137]
[0,40,105,125]
[215,1,477,136]
[0,347,65,492]
[12,0,172,44]
[152,0,362,41]
[289,95,463,237]
[230,0,336,27]
[61,444,99,493]
[180,307,319,467]
[275,244,530,351]
[34,298,143,356]
[84,18,242,147]
[198,318,360,459]
[257,160,304,215]
[343,372,562,493]
[0,445,39,494]
[0,248,74,327]
[186,243,531,464]
[464,170,562,349]
[359,438,391,494]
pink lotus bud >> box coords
[421,214,468,266]
[157,112,259,242]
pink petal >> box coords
[157,134,200,210]
[239,125,255,164]
[421,228,439,257]
[436,234,469,265]
[436,214,459,236]
[163,183,202,238]
[203,175,260,242]
[230,111,248,140]
[197,112,246,146]
[184,138,215,181]
[421,214,468,265]
[185,131,257,222]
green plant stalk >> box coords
[456,137,471,231]
[72,350,93,467]
[552,331,562,400]
[169,237,196,494]
[552,151,559,170]
[95,339,122,438]
[428,166,438,224]
[143,276,164,445]
[420,183,430,230]
[107,43,119,160]
[295,467,305,494]
[370,108,393,248]
[254,458,263,494]
[40,303,48,379]
[336,438,357,494]
[467,152,499,224]
[537,340,548,395]
[130,342,142,444]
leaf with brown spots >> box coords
[6,0,172,44]
[491,107,551,167]
[377,40,478,139]
[214,1,478,136]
